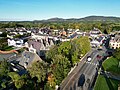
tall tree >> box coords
[77,36,91,55]
[0,60,11,77]
[113,48,120,61]
[8,72,25,89]
[51,54,71,85]
[46,45,58,63]
[28,61,48,83]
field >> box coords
[102,57,120,75]
[94,57,120,90]
[94,75,119,90]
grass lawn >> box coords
[2,46,14,51]
[102,57,120,75]
[94,75,119,90]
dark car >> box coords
[78,74,85,87]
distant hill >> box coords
[79,16,120,22]
[34,16,120,22]
[1,16,120,22]
[47,17,65,21]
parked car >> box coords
[97,55,102,59]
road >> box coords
[59,47,106,90]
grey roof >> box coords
[28,38,54,51]
[17,51,42,68]
[112,35,120,42]
[28,39,44,51]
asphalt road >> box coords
[59,47,106,90]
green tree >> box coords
[57,41,71,59]
[77,36,91,55]
[0,60,11,77]
[28,61,48,83]
[0,38,8,50]
[44,73,56,90]
[113,48,120,61]
[70,40,81,65]
[46,45,58,63]
[51,54,71,85]
[0,32,7,37]
[8,72,25,89]
[0,60,12,89]
[44,82,55,90]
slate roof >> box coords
[16,51,42,68]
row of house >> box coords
[7,27,104,48]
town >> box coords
[0,0,120,90]
[0,21,120,90]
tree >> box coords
[0,60,12,89]
[77,36,91,55]
[8,72,25,89]
[0,38,8,50]
[44,73,56,90]
[0,32,7,37]
[51,55,71,85]
[57,41,71,60]
[0,60,11,77]
[70,40,81,65]
[46,45,58,63]
[44,82,55,90]
[113,48,120,61]
[28,61,48,83]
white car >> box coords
[87,56,92,62]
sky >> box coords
[0,0,120,21]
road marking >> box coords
[60,50,97,89]
[86,62,98,66]
[61,60,87,89]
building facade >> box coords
[109,35,120,49]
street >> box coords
[59,47,107,90]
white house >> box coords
[8,39,24,47]
[90,40,100,47]
[90,28,102,38]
